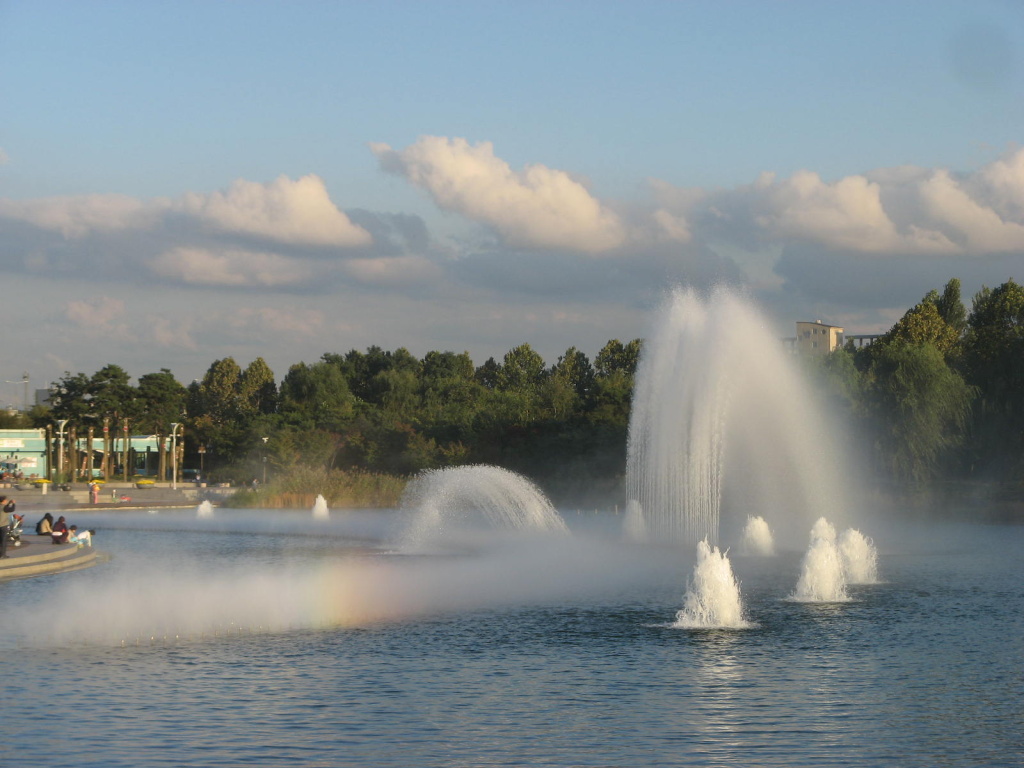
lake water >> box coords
[2,509,1022,767]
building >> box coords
[0,428,166,481]
[795,320,844,356]
[0,429,47,479]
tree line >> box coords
[23,340,640,502]
[12,277,1022,502]
[809,277,1024,489]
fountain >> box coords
[399,464,568,548]
[626,286,851,546]
[810,516,836,543]
[838,528,879,584]
[740,515,774,556]
[312,494,329,520]
[790,519,849,602]
[673,540,752,629]
[196,500,214,519]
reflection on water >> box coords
[2,511,1022,767]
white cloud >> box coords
[64,296,133,341]
[342,254,442,287]
[917,169,1024,252]
[179,174,371,248]
[371,136,626,253]
[0,194,159,238]
[149,247,315,287]
[223,307,325,338]
[65,296,126,327]
[0,175,371,249]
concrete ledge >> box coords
[0,536,102,581]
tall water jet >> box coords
[740,515,774,556]
[790,521,849,602]
[673,540,752,629]
[312,494,329,520]
[625,287,852,546]
[196,500,214,519]
[399,465,568,548]
[623,499,647,541]
[838,528,879,584]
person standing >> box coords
[90,482,100,504]
[0,495,9,559]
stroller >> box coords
[6,514,23,547]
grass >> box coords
[223,466,408,509]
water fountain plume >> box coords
[312,494,329,520]
[625,286,853,547]
[673,540,752,629]
[810,516,837,543]
[740,515,774,556]
[399,465,568,549]
[790,523,849,602]
[196,500,214,519]
[838,528,879,584]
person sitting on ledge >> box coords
[68,526,93,547]
[51,515,69,544]
[36,512,53,535]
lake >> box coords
[2,508,1022,767]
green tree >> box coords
[136,369,187,434]
[278,361,354,431]
[866,343,975,484]
[936,277,968,335]
[961,279,1024,478]
[238,357,278,418]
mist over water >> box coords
[625,287,854,548]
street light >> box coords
[261,436,269,485]
[198,444,206,480]
[170,423,183,490]
[55,419,69,484]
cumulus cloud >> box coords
[0,194,159,238]
[0,175,371,249]
[178,174,371,248]
[150,247,315,288]
[371,136,626,253]
[647,147,1024,260]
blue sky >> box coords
[0,0,1022,399]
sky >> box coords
[1,0,1022,403]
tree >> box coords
[546,347,595,419]
[278,361,354,431]
[238,357,278,418]
[866,343,975,484]
[936,277,968,335]
[961,279,1024,478]
[189,357,245,456]
[874,296,960,359]
[136,369,187,434]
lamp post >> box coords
[261,436,268,485]
[198,444,206,481]
[170,423,183,490]
[55,419,69,484]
